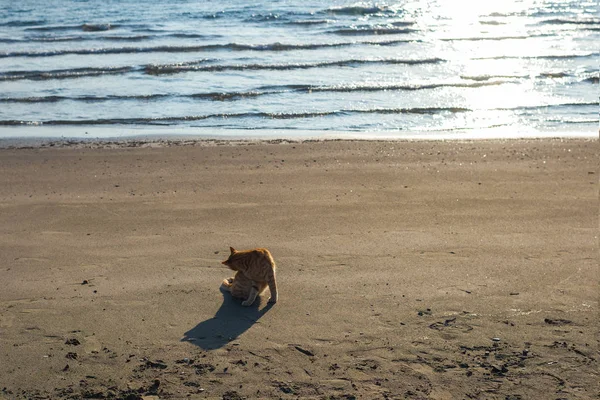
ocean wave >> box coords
[501,102,600,112]
[13,103,597,127]
[244,13,284,23]
[82,23,114,32]
[24,23,118,32]
[0,19,46,27]
[0,107,472,126]
[0,66,136,81]
[287,19,333,26]
[305,81,511,92]
[473,52,599,61]
[547,118,599,124]
[7,104,597,127]
[536,53,599,60]
[0,91,286,104]
[0,95,76,103]
[0,120,44,126]
[0,38,28,43]
[440,35,534,41]
[324,5,396,16]
[0,80,510,103]
[168,33,215,39]
[486,12,516,17]
[94,35,153,41]
[188,91,279,101]
[582,76,599,84]
[0,40,378,58]
[144,57,445,74]
[353,107,471,114]
[551,102,598,108]
[228,42,350,51]
[200,11,227,19]
[461,72,585,81]
[0,94,170,103]
[2,57,446,82]
[538,18,600,26]
[479,20,506,26]
[329,27,418,36]
[23,25,74,32]
[0,45,218,58]
[460,74,528,81]
[0,34,421,58]
[538,72,570,78]
[0,32,215,44]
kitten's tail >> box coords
[221,277,234,291]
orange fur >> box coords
[221,247,278,306]
[221,273,268,305]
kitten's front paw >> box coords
[268,297,277,304]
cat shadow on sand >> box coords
[181,287,274,350]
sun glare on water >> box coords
[398,0,575,133]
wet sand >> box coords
[0,139,597,399]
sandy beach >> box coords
[0,138,597,399]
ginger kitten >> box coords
[221,247,278,306]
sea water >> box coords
[0,0,598,140]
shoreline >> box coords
[0,133,596,150]
[0,124,597,149]
[0,138,597,399]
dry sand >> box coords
[0,138,597,399]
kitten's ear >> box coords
[229,247,236,254]
[221,260,228,265]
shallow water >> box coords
[0,0,598,140]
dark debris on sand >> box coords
[222,390,246,400]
